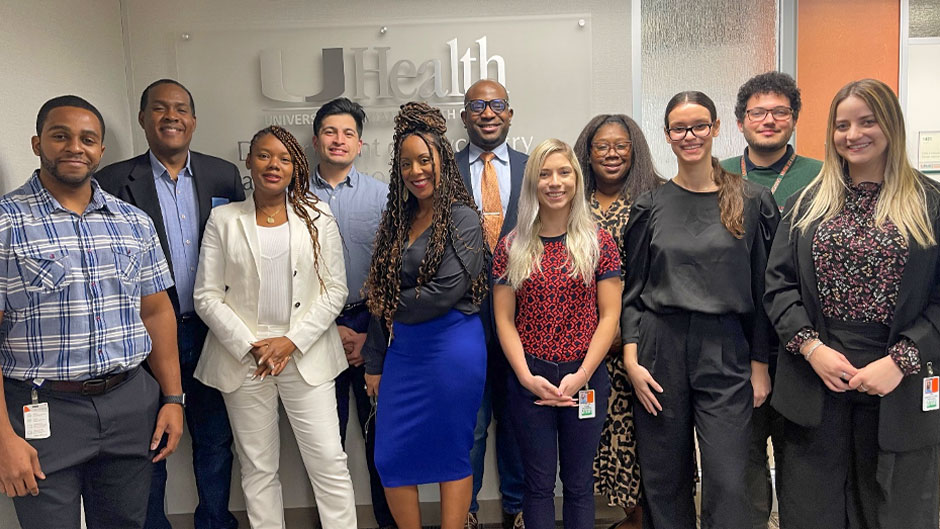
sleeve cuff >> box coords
[786,327,819,354]
[888,338,921,376]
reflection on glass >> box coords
[641,0,778,176]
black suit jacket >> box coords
[765,175,940,452]
[455,144,528,347]
[95,151,246,313]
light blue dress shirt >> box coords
[150,151,200,314]
[468,141,511,215]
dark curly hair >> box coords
[363,102,488,334]
[733,71,802,122]
[248,125,327,293]
[573,114,663,202]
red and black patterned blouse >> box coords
[787,178,921,375]
[493,229,621,362]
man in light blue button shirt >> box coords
[96,79,245,529]
[309,98,393,528]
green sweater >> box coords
[720,152,822,208]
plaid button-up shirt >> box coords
[0,172,173,381]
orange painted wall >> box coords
[796,0,899,160]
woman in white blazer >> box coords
[193,126,356,529]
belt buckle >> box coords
[81,378,107,396]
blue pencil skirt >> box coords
[374,309,487,487]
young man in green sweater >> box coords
[720,71,821,529]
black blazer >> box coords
[765,175,940,452]
[95,151,246,313]
[455,144,527,346]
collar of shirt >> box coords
[149,150,193,182]
[29,170,113,217]
[314,165,360,189]
[469,141,509,165]
[743,144,794,174]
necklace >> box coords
[256,203,284,224]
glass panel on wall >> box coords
[910,0,940,38]
[641,0,778,176]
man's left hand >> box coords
[150,403,184,462]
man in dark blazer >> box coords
[95,79,245,529]
[456,79,527,529]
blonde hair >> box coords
[791,79,934,247]
[502,138,599,289]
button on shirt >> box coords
[0,173,173,381]
[469,142,511,215]
[150,151,199,313]
[311,166,387,303]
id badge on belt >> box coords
[578,378,595,420]
[924,362,939,412]
[23,379,50,440]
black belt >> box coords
[178,312,199,323]
[340,301,367,317]
[29,367,136,396]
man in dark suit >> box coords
[95,79,245,529]
[456,79,527,529]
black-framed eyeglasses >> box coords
[465,98,509,114]
[745,106,793,121]
[666,122,714,141]
[591,142,632,156]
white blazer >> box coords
[193,195,349,393]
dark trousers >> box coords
[470,345,525,514]
[146,317,237,529]
[509,354,610,529]
[746,399,784,529]
[777,320,940,529]
[335,364,396,527]
[6,368,159,529]
[634,312,752,529]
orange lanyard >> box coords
[741,151,797,211]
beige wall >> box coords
[0,0,134,194]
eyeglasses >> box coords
[465,98,509,114]
[745,106,793,121]
[591,142,632,156]
[666,122,714,141]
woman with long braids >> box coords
[573,114,663,529]
[362,102,488,529]
[621,92,779,528]
[766,79,940,528]
[193,126,356,528]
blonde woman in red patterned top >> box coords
[492,138,621,529]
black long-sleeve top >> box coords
[363,204,485,374]
[620,180,780,362]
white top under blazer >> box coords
[193,194,348,393]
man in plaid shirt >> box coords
[0,95,184,529]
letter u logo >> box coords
[260,48,345,103]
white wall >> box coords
[0,1,133,526]
[0,0,134,194]
[904,40,940,173]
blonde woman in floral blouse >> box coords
[573,114,663,529]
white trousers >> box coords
[222,358,357,529]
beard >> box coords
[39,151,96,188]
[745,128,793,155]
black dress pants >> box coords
[634,311,753,529]
[778,320,940,529]
[5,367,160,529]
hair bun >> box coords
[394,101,447,137]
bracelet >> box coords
[579,366,589,383]
[803,340,824,361]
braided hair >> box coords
[364,102,488,334]
[248,125,327,292]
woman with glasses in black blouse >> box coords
[765,78,940,529]
[621,91,779,529]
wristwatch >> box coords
[161,393,186,407]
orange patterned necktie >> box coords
[480,152,504,250]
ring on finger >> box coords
[840,371,849,382]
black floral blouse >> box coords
[786,178,920,375]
